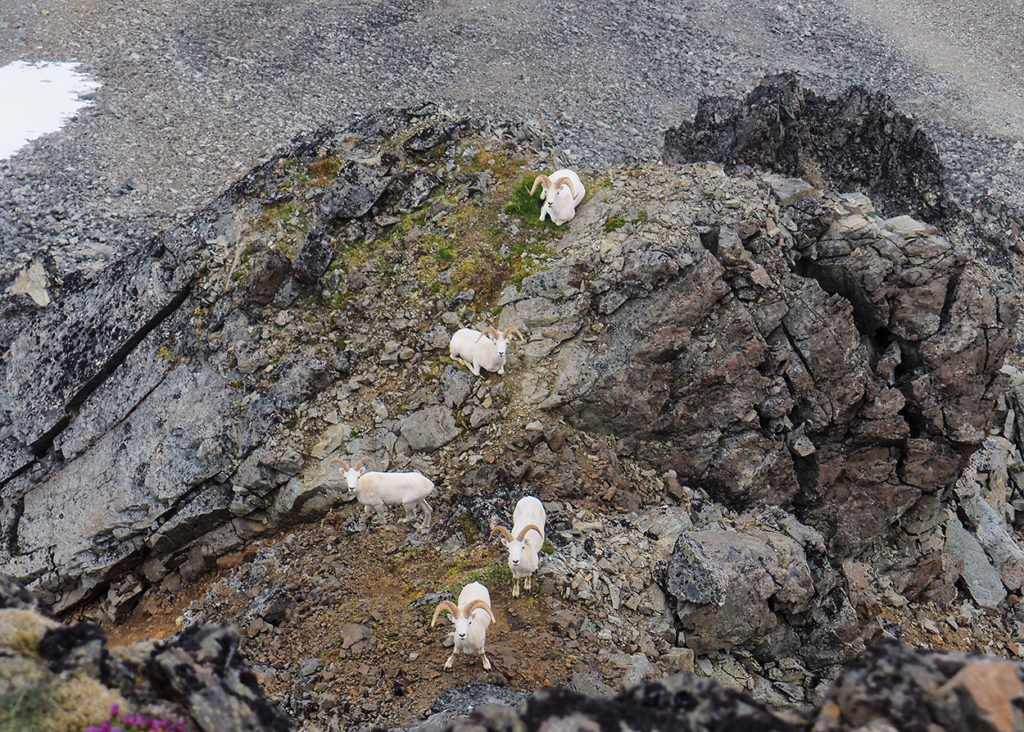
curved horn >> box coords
[462,599,496,624]
[529,174,552,196]
[490,526,515,543]
[502,327,524,341]
[330,457,351,470]
[516,524,545,542]
[551,176,577,198]
[431,600,461,627]
[354,456,376,470]
[476,327,501,342]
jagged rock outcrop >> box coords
[0,574,290,732]
[665,510,861,667]
[663,72,952,224]
[503,167,1015,557]
[435,640,1024,731]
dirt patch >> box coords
[90,501,616,729]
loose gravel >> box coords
[0,0,1023,275]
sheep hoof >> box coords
[443,655,455,671]
[482,655,492,671]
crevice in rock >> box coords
[779,321,817,388]
[937,269,962,332]
[25,281,196,457]
[791,453,820,510]
[792,256,882,338]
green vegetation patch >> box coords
[604,215,627,232]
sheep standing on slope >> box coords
[491,496,546,598]
[330,457,434,531]
[431,581,497,670]
[530,169,586,226]
[448,326,524,376]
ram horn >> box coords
[431,600,461,627]
[330,457,351,470]
[502,327,524,341]
[490,526,515,543]
[476,326,501,342]
[516,523,545,542]
[462,598,497,624]
[529,174,552,196]
[354,456,376,470]
[550,176,577,198]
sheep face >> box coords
[541,184,578,226]
[490,333,511,360]
[504,538,528,569]
[342,466,363,491]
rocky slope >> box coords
[3,103,1024,729]
[5,573,1024,732]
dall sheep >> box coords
[431,581,497,671]
[448,326,524,376]
[331,457,434,531]
[491,496,546,598]
[530,169,586,226]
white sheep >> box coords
[330,457,434,531]
[448,326,524,376]
[431,581,497,671]
[530,169,586,226]
[490,496,546,598]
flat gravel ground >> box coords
[1,0,1023,270]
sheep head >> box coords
[331,456,374,490]
[476,326,523,359]
[492,524,542,568]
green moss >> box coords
[459,513,480,542]
[308,155,342,185]
[635,209,649,223]
[445,561,512,597]
[604,216,627,232]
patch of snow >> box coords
[0,60,100,159]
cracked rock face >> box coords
[506,166,1015,557]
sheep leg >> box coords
[524,575,532,591]
[399,502,416,524]
[443,652,456,671]
[418,499,433,531]
[372,502,388,525]
[481,651,492,671]
[512,578,520,598]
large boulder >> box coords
[505,165,1016,557]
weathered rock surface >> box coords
[505,165,1015,557]
[665,511,860,667]
[0,574,289,731]
[3,104,1024,730]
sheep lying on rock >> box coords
[530,169,585,226]
[449,326,524,376]
[331,457,434,531]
